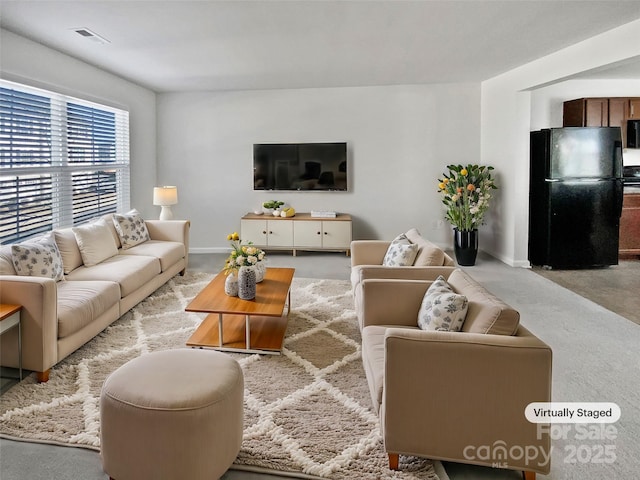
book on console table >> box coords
[310,211,337,218]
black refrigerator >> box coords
[529,127,624,268]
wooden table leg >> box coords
[218,313,223,347]
[17,318,22,380]
[245,315,250,349]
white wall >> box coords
[0,29,158,217]
[157,84,480,251]
[481,19,640,267]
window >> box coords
[0,80,130,244]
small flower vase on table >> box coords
[224,272,239,296]
[238,265,256,300]
[224,231,265,299]
[255,260,266,283]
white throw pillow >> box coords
[113,209,150,249]
[11,232,64,281]
[72,218,118,266]
[53,228,84,274]
[417,275,468,331]
[382,233,419,267]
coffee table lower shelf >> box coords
[186,313,288,355]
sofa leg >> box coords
[36,370,50,383]
[388,453,399,470]
[179,268,186,276]
[522,471,536,480]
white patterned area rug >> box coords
[0,272,445,480]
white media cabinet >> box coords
[241,213,352,256]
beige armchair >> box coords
[351,229,454,277]
[350,229,456,329]
[359,274,552,479]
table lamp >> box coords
[153,186,178,220]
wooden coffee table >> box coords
[185,267,295,355]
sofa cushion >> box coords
[405,228,446,266]
[362,324,423,412]
[361,325,388,411]
[96,213,122,248]
[382,233,419,267]
[447,269,520,335]
[54,228,84,274]
[65,254,160,298]
[57,280,121,339]
[113,210,150,249]
[350,265,362,289]
[118,240,185,272]
[72,218,119,267]
[417,275,468,332]
[11,233,64,281]
[0,245,17,275]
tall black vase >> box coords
[453,228,478,266]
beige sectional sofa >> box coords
[356,268,553,479]
[0,213,190,382]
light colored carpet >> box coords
[532,259,640,325]
[465,255,640,480]
[0,272,442,480]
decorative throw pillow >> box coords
[417,275,468,331]
[54,228,84,274]
[382,233,419,267]
[11,232,64,281]
[112,209,150,249]
[72,218,119,266]
[405,228,446,266]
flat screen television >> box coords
[253,142,347,191]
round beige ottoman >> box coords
[100,349,243,480]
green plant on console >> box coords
[262,200,284,209]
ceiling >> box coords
[1,1,640,93]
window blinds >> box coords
[0,80,130,244]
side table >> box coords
[0,304,22,380]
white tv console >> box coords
[240,213,352,256]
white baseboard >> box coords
[482,249,531,268]
[189,247,228,254]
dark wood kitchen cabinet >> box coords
[620,192,640,257]
[629,99,640,120]
[608,98,629,131]
[563,97,640,126]
[563,98,609,127]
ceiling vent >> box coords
[72,28,110,45]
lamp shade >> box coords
[153,186,178,206]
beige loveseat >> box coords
[0,213,190,382]
[350,229,456,328]
[358,269,552,479]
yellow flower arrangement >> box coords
[223,232,266,275]
[437,164,497,231]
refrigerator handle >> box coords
[615,180,624,218]
[615,141,624,178]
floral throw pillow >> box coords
[113,210,150,249]
[11,232,64,281]
[382,233,419,267]
[417,275,468,331]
